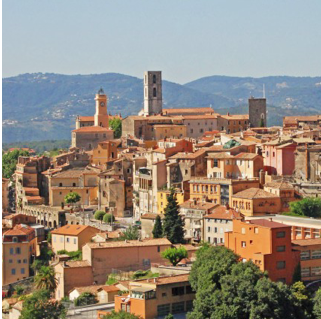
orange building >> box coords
[114,274,195,319]
[231,188,282,216]
[225,219,300,284]
[92,140,118,166]
[2,225,37,285]
[292,238,321,282]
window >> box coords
[300,250,310,260]
[10,248,14,255]
[172,286,185,296]
[72,183,76,187]
[276,261,286,269]
[214,227,218,233]
[311,267,321,276]
[13,237,18,243]
[312,250,321,259]
[153,88,157,97]
[162,292,167,297]
[11,269,16,275]
[190,129,193,133]
[21,268,25,274]
[276,246,286,252]
[213,159,218,167]
[172,301,185,314]
[241,228,246,234]
[16,248,21,254]
[59,183,63,187]
[23,259,27,263]
[66,237,70,243]
[157,304,170,316]
[186,285,194,294]
[18,259,21,264]
[9,259,13,263]
[241,241,246,247]
[157,246,160,253]
[153,74,157,83]
[74,238,77,244]
[276,231,286,238]
[301,267,310,278]
[208,227,211,232]
[143,259,151,266]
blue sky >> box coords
[3,0,321,83]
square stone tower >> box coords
[143,71,162,116]
[249,97,267,128]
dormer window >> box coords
[13,237,18,243]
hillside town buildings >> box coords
[2,70,321,318]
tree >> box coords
[103,311,141,319]
[314,288,321,319]
[152,215,163,238]
[109,118,122,138]
[259,118,265,127]
[94,210,106,222]
[64,192,81,207]
[47,231,52,244]
[118,225,139,240]
[2,149,29,179]
[74,292,98,306]
[20,289,66,319]
[164,314,174,319]
[14,285,25,296]
[161,247,188,266]
[291,281,314,319]
[34,266,58,292]
[292,263,301,282]
[162,188,185,244]
[103,213,115,223]
[290,197,321,218]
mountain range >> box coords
[3,73,321,143]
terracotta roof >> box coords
[234,152,259,160]
[51,225,98,236]
[292,238,321,246]
[70,285,105,294]
[249,219,291,229]
[62,260,91,268]
[264,181,294,190]
[182,115,218,119]
[141,214,164,220]
[52,168,86,178]
[79,116,94,121]
[162,107,214,114]
[3,224,35,236]
[169,149,206,160]
[72,126,113,133]
[180,200,217,211]
[233,188,279,199]
[86,238,171,249]
[137,274,189,286]
[26,196,43,201]
[206,152,234,159]
[97,285,120,293]
[220,114,249,120]
[205,205,242,220]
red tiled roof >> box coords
[3,224,35,236]
[79,116,94,121]
[86,238,171,249]
[233,188,279,199]
[72,126,113,133]
[205,205,242,220]
[51,225,99,236]
[249,219,291,229]
[292,238,321,246]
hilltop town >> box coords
[2,71,321,319]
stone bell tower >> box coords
[143,71,162,116]
[249,97,267,128]
[94,87,109,127]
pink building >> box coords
[263,141,296,176]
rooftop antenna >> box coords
[263,84,266,98]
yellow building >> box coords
[51,224,99,253]
[189,177,260,206]
[154,124,187,140]
[157,189,185,214]
[2,225,37,285]
[49,168,99,207]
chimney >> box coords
[269,218,273,222]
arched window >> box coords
[153,74,156,84]
[153,88,157,97]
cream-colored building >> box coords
[2,225,37,285]
[51,224,99,253]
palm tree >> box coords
[34,266,58,292]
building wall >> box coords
[225,220,299,284]
[92,141,118,165]
[72,131,114,151]
[154,125,187,140]
[82,244,171,284]
[204,218,233,244]
[157,190,185,214]
[183,118,218,138]
[249,98,266,127]
[2,238,37,285]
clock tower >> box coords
[94,87,109,128]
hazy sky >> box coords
[3,0,321,83]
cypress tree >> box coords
[163,188,185,244]
[152,215,163,238]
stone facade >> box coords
[143,71,162,116]
[249,97,267,128]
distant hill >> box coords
[2,73,321,143]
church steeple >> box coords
[94,88,109,127]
